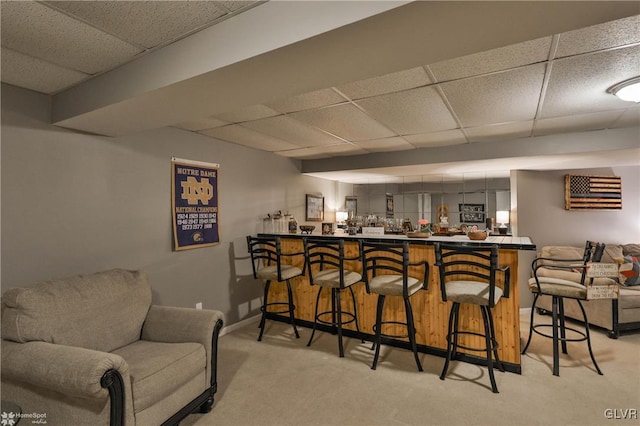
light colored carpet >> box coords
[182,313,639,426]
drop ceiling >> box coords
[1,1,639,182]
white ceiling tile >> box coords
[541,45,640,118]
[466,121,533,142]
[242,115,344,147]
[404,129,467,148]
[429,37,552,82]
[1,1,141,74]
[214,104,280,123]
[173,116,230,131]
[0,47,89,94]
[355,137,415,152]
[275,147,333,160]
[266,88,348,113]
[200,124,299,152]
[320,143,369,157]
[356,86,458,135]
[611,107,640,128]
[556,15,640,58]
[336,67,432,100]
[533,111,627,136]
[46,1,230,49]
[289,104,396,141]
[442,64,546,127]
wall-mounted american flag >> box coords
[564,175,622,210]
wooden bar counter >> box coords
[256,232,536,372]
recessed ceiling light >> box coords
[608,76,640,103]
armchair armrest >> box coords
[141,306,224,388]
[1,340,128,399]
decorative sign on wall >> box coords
[171,157,220,251]
[565,175,622,210]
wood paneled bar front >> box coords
[255,233,536,373]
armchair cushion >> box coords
[112,341,205,413]
[1,269,151,353]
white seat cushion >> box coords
[368,274,423,297]
[257,264,302,281]
[528,276,587,299]
[445,280,503,306]
[312,269,362,288]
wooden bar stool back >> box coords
[246,235,304,341]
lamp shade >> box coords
[336,211,348,222]
[496,210,509,225]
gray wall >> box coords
[0,84,340,326]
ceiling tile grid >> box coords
[265,88,349,114]
[336,67,433,100]
[241,115,345,148]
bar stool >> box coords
[304,238,363,357]
[435,243,510,393]
[522,241,607,376]
[360,240,429,371]
[246,235,304,341]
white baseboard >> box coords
[220,314,261,337]
[520,307,532,315]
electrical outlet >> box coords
[195,302,203,309]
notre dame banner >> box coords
[171,157,220,251]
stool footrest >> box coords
[446,330,499,353]
[373,320,410,340]
[531,323,588,343]
[261,301,295,315]
[315,310,357,327]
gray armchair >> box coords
[1,269,224,426]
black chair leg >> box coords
[558,298,568,354]
[481,306,499,393]
[348,286,365,343]
[335,289,345,357]
[307,287,323,347]
[285,279,299,339]
[440,303,459,381]
[577,300,603,375]
[371,295,385,370]
[257,280,271,342]
[521,294,539,354]
[404,297,423,372]
[552,296,560,376]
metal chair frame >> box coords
[247,235,304,341]
[360,240,429,371]
[304,238,363,357]
[522,240,605,376]
[435,243,510,393]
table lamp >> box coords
[496,210,509,235]
[336,211,348,229]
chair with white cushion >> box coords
[304,238,363,357]
[247,235,304,341]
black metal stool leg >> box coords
[371,295,385,370]
[552,296,560,376]
[404,297,423,372]
[285,279,300,339]
[481,306,499,393]
[577,300,603,375]
[521,294,539,354]
[486,305,504,372]
[440,303,459,380]
[348,286,364,343]
[335,289,345,357]
[558,298,568,354]
[258,280,271,342]
[307,287,323,347]
[451,303,461,361]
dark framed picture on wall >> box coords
[306,194,324,222]
[459,203,485,223]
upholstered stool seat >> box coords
[444,280,504,305]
